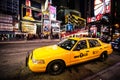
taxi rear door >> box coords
[87,39,103,59]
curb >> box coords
[0,39,60,44]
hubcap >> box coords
[102,54,105,59]
[53,64,59,71]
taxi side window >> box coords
[74,40,87,51]
[88,39,101,48]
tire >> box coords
[99,52,108,62]
[26,52,29,67]
[46,60,65,75]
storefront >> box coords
[21,19,42,40]
[51,21,60,39]
[87,0,111,40]
[87,16,111,39]
[20,0,42,40]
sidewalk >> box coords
[0,39,60,44]
[84,62,120,80]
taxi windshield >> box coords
[57,39,77,50]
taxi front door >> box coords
[70,40,91,64]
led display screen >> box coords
[94,0,111,16]
[66,23,73,31]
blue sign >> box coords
[66,23,73,31]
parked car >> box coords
[110,37,120,51]
[26,37,113,75]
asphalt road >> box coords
[0,40,120,80]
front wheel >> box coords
[46,60,65,75]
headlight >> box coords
[32,58,45,64]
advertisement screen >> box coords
[51,22,60,33]
[0,14,13,31]
[32,11,42,20]
[43,20,51,35]
[22,22,36,34]
[66,23,73,31]
[23,8,41,21]
[94,0,111,16]
[49,6,56,21]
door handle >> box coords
[86,50,89,52]
[100,48,102,50]
[74,56,79,58]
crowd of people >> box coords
[0,34,8,41]
[0,32,116,43]
[0,33,60,41]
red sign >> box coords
[96,14,103,21]
[87,18,91,23]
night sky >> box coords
[52,0,85,18]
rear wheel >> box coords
[99,52,108,62]
[46,60,65,75]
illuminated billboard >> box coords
[43,20,51,35]
[0,14,13,31]
[49,6,56,21]
[94,0,111,20]
[87,0,111,23]
[22,22,36,34]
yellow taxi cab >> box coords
[26,37,113,75]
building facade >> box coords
[0,0,19,40]
[86,0,120,40]
[0,0,119,40]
